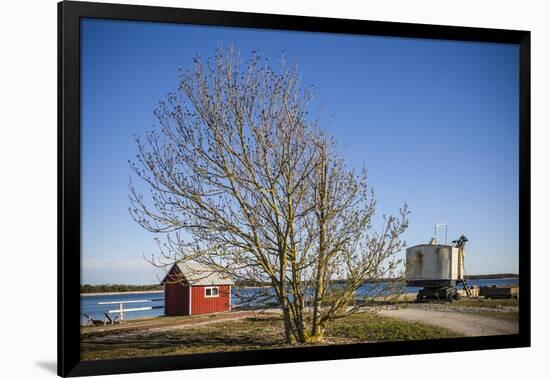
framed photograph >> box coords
[58,1,530,376]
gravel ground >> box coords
[82,301,519,341]
[379,306,518,336]
[408,302,518,313]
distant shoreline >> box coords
[81,290,163,297]
[81,274,518,296]
[464,274,519,280]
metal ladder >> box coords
[452,235,471,297]
[461,279,472,297]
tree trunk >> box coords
[311,146,328,342]
[309,324,324,342]
[281,300,294,343]
[279,245,295,343]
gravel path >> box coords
[150,311,276,332]
[379,307,518,336]
[83,305,518,340]
[81,310,282,340]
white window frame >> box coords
[204,286,220,298]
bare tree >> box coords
[302,140,408,341]
[129,48,408,344]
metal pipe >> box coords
[435,223,448,244]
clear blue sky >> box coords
[81,18,519,284]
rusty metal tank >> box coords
[406,242,465,288]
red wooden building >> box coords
[162,261,234,316]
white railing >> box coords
[97,299,163,321]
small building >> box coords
[479,285,519,299]
[161,261,234,316]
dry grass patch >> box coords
[81,312,463,361]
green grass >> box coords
[470,311,519,321]
[81,313,233,336]
[80,312,463,361]
[325,313,461,342]
[448,298,519,309]
[81,316,287,360]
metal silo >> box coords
[406,226,469,301]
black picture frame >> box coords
[58,1,531,376]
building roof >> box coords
[162,260,234,286]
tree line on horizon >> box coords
[80,284,162,294]
[80,273,518,294]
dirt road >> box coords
[151,311,276,332]
[82,301,518,339]
[379,307,518,336]
[81,310,275,337]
